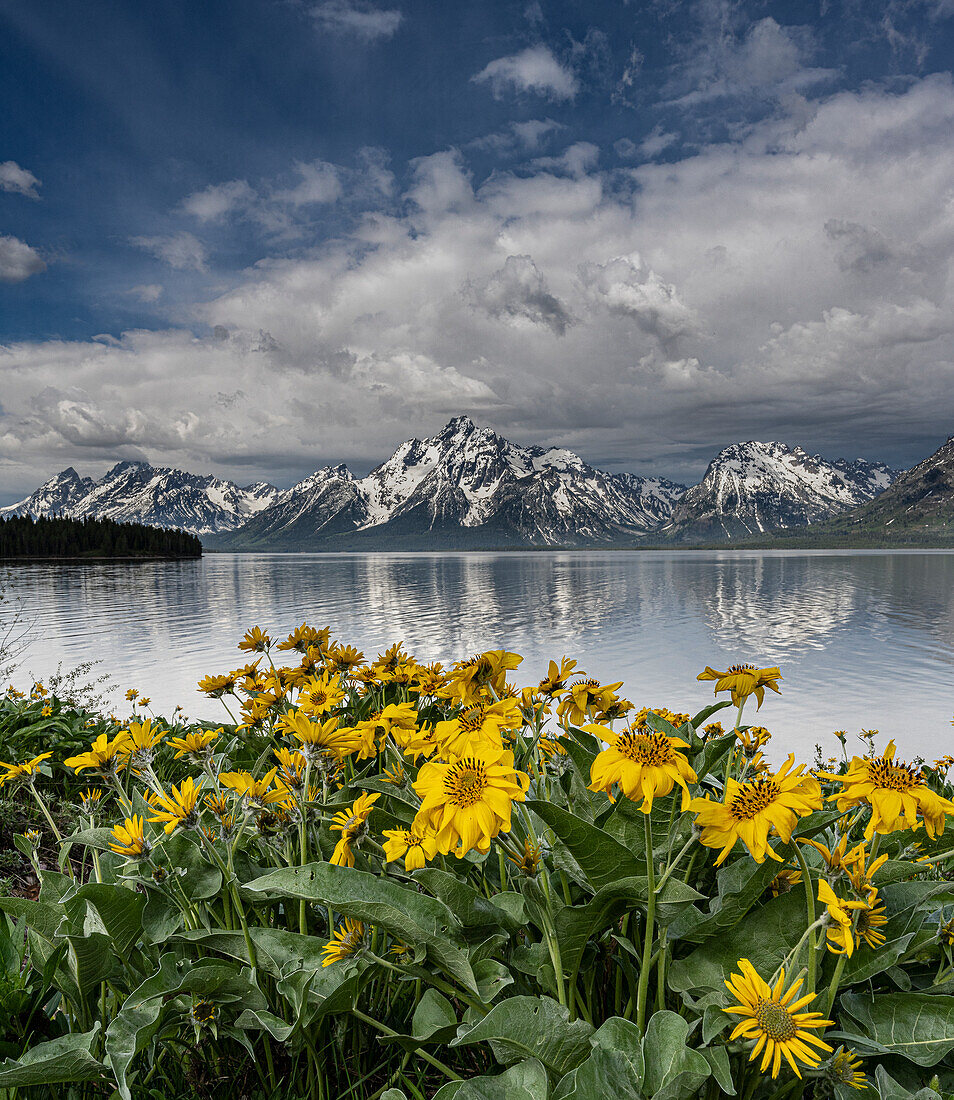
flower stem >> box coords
[793,842,817,994]
[636,811,657,1032]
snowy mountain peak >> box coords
[2,462,281,536]
[664,440,899,541]
[226,417,688,549]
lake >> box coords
[3,550,954,762]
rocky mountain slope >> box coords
[662,441,897,542]
[224,416,687,549]
[1,462,280,537]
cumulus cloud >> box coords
[465,255,573,336]
[311,1,402,41]
[130,231,208,271]
[472,46,578,101]
[0,161,41,199]
[272,160,342,206]
[0,235,45,282]
[182,179,255,221]
[8,75,954,492]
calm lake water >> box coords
[3,550,954,761]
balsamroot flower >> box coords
[587,725,697,812]
[818,879,867,956]
[148,776,203,834]
[65,732,131,776]
[321,919,365,966]
[689,755,822,864]
[0,752,53,788]
[413,746,529,857]
[723,959,833,1079]
[330,793,380,867]
[382,826,438,871]
[697,664,782,709]
[109,815,151,860]
[820,740,954,839]
[168,729,220,760]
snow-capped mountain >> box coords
[2,462,280,536]
[226,416,687,549]
[662,441,898,542]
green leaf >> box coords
[412,989,458,1041]
[838,992,954,1066]
[451,995,594,1078]
[159,833,222,899]
[641,1011,711,1100]
[668,890,805,994]
[699,1047,735,1096]
[0,1028,105,1087]
[63,882,146,960]
[105,954,181,1100]
[433,1058,551,1100]
[413,868,522,933]
[243,863,477,992]
[555,877,703,979]
[551,1048,643,1100]
[0,897,63,941]
[472,958,514,1003]
[668,853,782,944]
[873,1065,942,1100]
[526,801,644,891]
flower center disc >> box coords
[754,1000,798,1040]
[618,732,673,766]
[867,758,920,791]
[448,762,487,805]
[730,778,781,820]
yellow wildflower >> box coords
[587,724,697,812]
[382,826,438,871]
[109,815,151,859]
[321,919,365,966]
[0,752,53,788]
[697,664,782,709]
[148,777,203,834]
[330,793,380,867]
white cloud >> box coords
[272,160,342,206]
[311,0,402,41]
[130,232,208,272]
[472,46,578,102]
[8,76,954,490]
[0,161,41,199]
[0,236,45,282]
[128,284,164,303]
[182,179,255,221]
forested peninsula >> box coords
[0,515,202,559]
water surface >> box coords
[4,550,953,761]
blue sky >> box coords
[2,0,954,498]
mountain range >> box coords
[1,415,923,548]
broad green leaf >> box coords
[641,1011,711,1100]
[0,1028,105,1087]
[433,1058,550,1100]
[699,1046,735,1095]
[159,833,221,899]
[556,877,703,979]
[414,868,522,933]
[838,992,954,1066]
[0,897,63,941]
[65,931,118,996]
[106,954,181,1100]
[668,890,805,994]
[472,958,514,1002]
[873,1065,942,1100]
[412,989,458,1041]
[551,1048,642,1100]
[243,863,477,992]
[673,849,788,945]
[526,800,644,891]
[451,995,594,1078]
[63,882,146,960]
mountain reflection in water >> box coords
[5,550,954,761]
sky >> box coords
[2,0,954,501]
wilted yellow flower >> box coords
[538,657,579,697]
[382,826,438,870]
[79,788,103,814]
[321,918,365,966]
[197,673,237,698]
[558,679,625,727]
[507,837,542,876]
[587,725,697,812]
[825,1048,867,1091]
[697,664,783,709]
[447,650,523,703]
[818,879,867,957]
[689,756,822,865]
[413,746,529,858]
[109,815,150,859]
[0,752,53,788]
[724,959,833,1079]
[821,741,954,840]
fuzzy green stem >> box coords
[636,811,657,1033]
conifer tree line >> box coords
[0,515,202,558]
